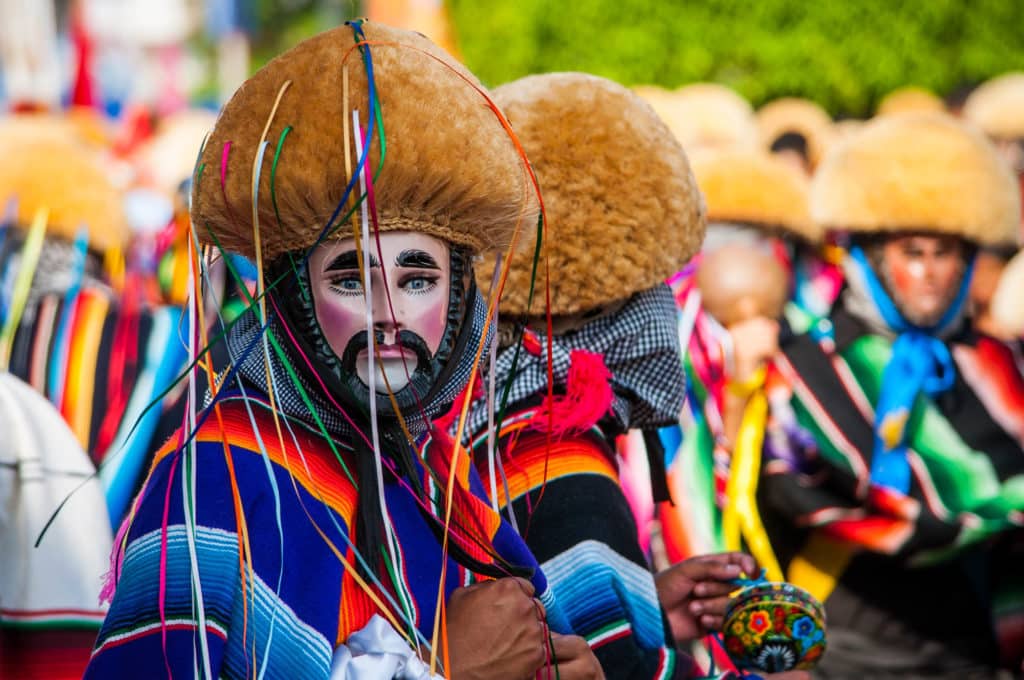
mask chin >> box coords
[357,358,414,394]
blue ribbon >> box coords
[848,246,974,494]
[49,226,90,403]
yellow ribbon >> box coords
[722,367,856,602]
[170,244,190,305]
[104,246,125,295]
[0,208,48,369]
[63,290,109,448]
[787,531,856,604]
[722,372,784,582]
[726,365,767,399]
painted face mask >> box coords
[307,232,452,395]
[877,234,970,328]
[268,230,479,421]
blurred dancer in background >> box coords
[760,112,1024,678]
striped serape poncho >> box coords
[84,390,566,679]
[469,396,695,680]
[760,305,1024,676]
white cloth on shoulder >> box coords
[330,614,445,680]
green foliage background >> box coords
[447,0,1024,117]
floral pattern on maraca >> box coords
[721,581,827,673]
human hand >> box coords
[727,317,780,384]
[656,552,758,643]
[539,634,604,680]
[446,577,548,680]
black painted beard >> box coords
[339,329,433,391]
[265,245,475,421]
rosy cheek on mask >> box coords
[313,296,364,358]
[890,258,927,295]
[409,299,448,355]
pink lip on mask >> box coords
[360,346,417,360]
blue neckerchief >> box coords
[848,245,975,493]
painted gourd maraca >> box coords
[721,581,827,672]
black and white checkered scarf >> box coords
[465,284,686,439]
[1,235,103,325]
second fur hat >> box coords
[491,72,705,316]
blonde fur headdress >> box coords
[191,22,536,262]
[691,148,818,243]
[876,86,945,117]
[0,135,127,253]
[636,82,759,154]
[493,72,706,316]
[756,97,833,169]
[963,72,1024,140]
[990,248,1024,336]
[811,112,1020,247]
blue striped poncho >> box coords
[84,391,568,679]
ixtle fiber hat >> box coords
[811,112,1020,248]
[0,135,127,253]
[491,72,705,316]
[756,97,833,169]
[691,148,818,244]
[191,21,537,262]
[963,72,1024,140]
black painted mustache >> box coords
[340,329,432,376]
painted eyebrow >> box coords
[325,250,379,271]
[395,249,440,269]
